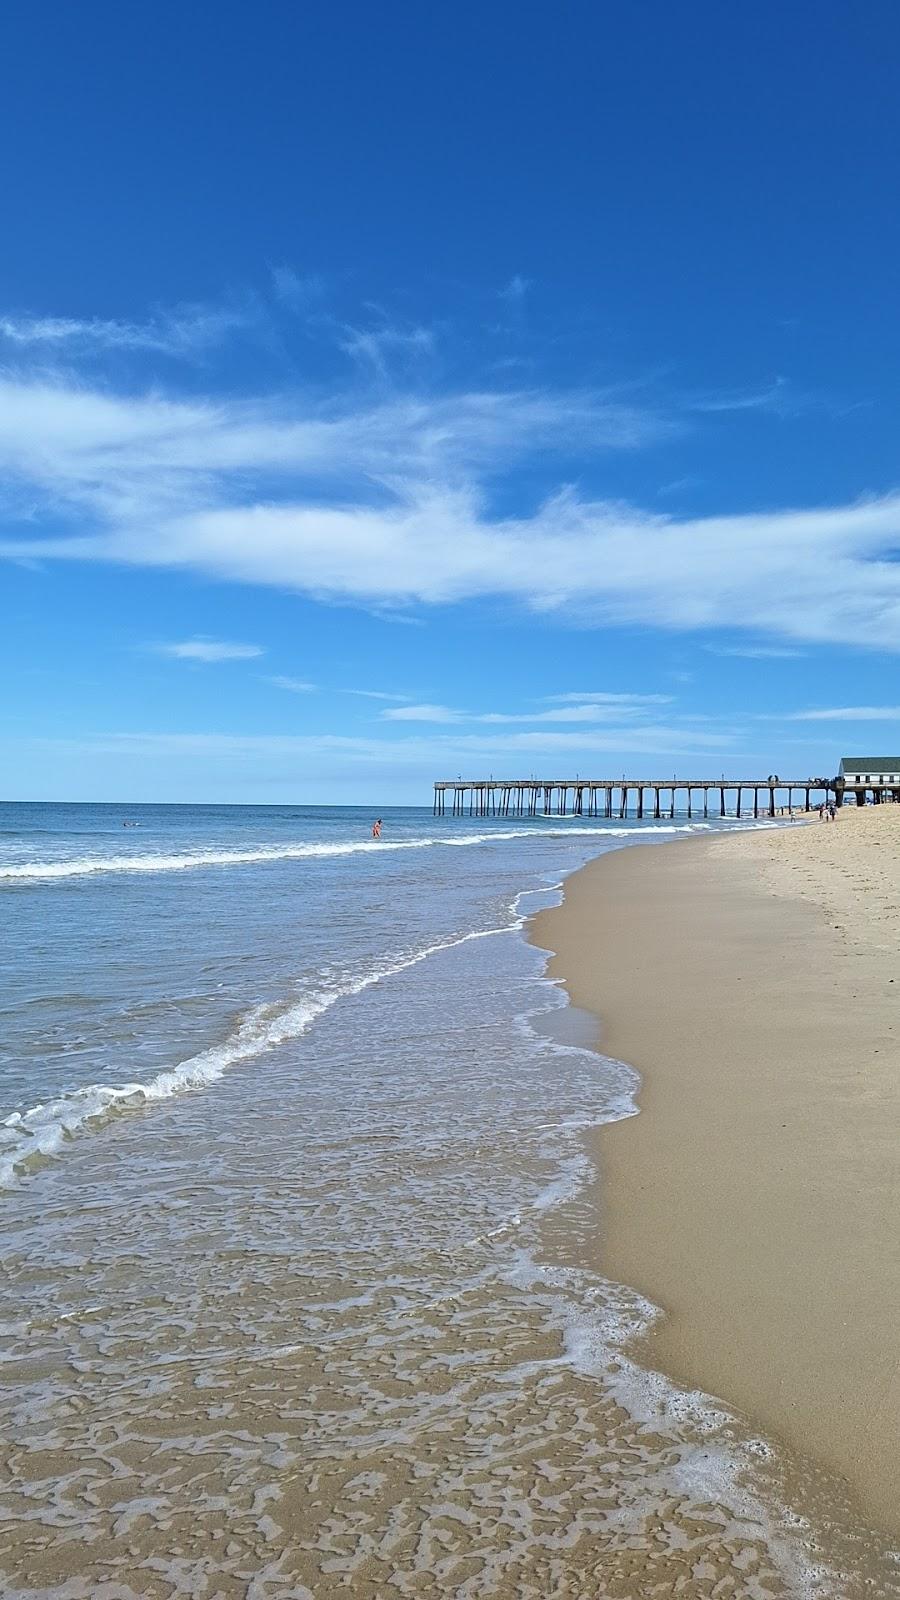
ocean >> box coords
[0,802,895,1598]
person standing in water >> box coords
[372,818,382,839]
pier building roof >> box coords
[839,758,900,775]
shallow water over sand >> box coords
[1,804,897,1596]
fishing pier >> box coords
[433,777,838,820]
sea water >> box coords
[0,803,896,1597]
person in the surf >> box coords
[372,818,382,839]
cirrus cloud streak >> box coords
[154,638,263,662]
[1,369,900,651]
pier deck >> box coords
[433,778,837,819]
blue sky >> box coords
[3,0,900,803]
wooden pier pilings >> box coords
[433,778,838,820]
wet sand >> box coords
[531,806,900,1541]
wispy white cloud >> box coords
[113,488,900,649]
[339,318,435,377]
[541,692,672,706]
[383,703,463,723]
[382,696,674,726]
[0,303,250,358]
[787,706,900,722]
[706,644,805,660]
[481,705,660,725]
[0,376,655,529]
[689,377,793,414]
[2,357,900,653]
[687,377,852,422]
[365,608,428,629]
[657,475,703,497]
[265,674,317,692]
[499,274,531,304]
[344,689,413,702]
[155,639,264,662]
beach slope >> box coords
[531,808,900,1536]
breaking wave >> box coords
[0,921,521,1189]
[0,825,707,883]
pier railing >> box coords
[433,778,839,819]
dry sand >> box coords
[531,805,900,1540]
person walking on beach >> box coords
[372,818,382,839]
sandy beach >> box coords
[531,806,900,1542]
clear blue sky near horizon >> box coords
[3,0,900,803]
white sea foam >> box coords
[0,824,708,882]
[0,819,780,1186]
[0,920,520,1189]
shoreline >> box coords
[530,810,900,1543]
